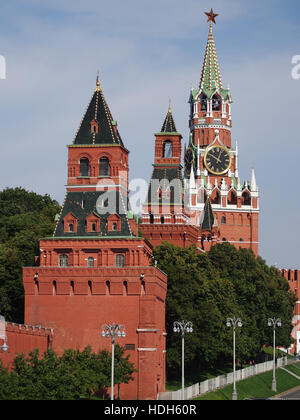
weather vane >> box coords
[205,8,219,24]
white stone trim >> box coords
[137,348,157,352]
[136,329,158,333]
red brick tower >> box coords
[184,12,259,256]
[23,77,167,400]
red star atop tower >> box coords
[205,8,219,24]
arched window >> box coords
[221,216,226,225]
[99,157,110,176]
[163,141,172,158]
[87,257,94,267]
[161,216,165,224]
[149,213,154,224]
[68,223,74,232]
[242,191,251,206]
[52,280,57,296]
[88,280,92,295]
[228,190,237,205]
[115,254,125,267]
[70,281,74,296]
[212,94,221,111]
[199,93,208,111]
[106,281,110,295]
[211,189,221,205]
[222,238,227,242]
[80,158,90,176]
[123,281,128,296]
[59,254,68,267]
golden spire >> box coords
[168,98,172,113]
[96,70,101,91]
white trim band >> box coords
[137,348,157,352]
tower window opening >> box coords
[68,223,73,232]
[149,213,154,224]
[59,254,68,267]
[91,223,96,232]
[99,157,110,176]
[87,257,94,267]
[199,93,208,111]
[242,191,251,206]
[80,157,90,177]
[163,140,173,158]
[212,94,221,111]
[116,254,125,267]
[221,216,226,225]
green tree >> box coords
[0,345,135,400]
[0,187,60,322]
[153,242,296,380]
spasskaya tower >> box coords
[142,9,260,256]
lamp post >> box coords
[173,320,193,400]
[226,317,242,401]
[268,318,281,392]
[101,323,126,400]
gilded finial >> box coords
[168,98,172,113]
[96,70,101,91]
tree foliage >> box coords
[0,345,135,400]
[153,242,296,380]
[0,188,60,322]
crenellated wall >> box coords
[23,265,167,400]
[0,321,53,369]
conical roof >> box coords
[199,20,229,100]
[200,198,215,231]
[73,78,124,146]
[161,103,178,133]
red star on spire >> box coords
[205,8,219,24]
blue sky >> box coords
[0,0,300,268]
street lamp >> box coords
[173,320,193,400]
[101,323,126,400]
[268,318,281,392]
[226,317,242,400]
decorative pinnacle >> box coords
[168,98,172,113]
[205,8,219,24]
[96,70,101,91]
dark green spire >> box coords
[73,78,124,146]
[161,102,178,133]
[201,198,215,231]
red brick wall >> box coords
[0,322,53,369]
[23,265,167,400]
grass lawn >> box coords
[194,363,300,400]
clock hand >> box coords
[209,154,221,164]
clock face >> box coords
[204,145,231,175]
[184,148,194,177]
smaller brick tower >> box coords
[23,77,167,400]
